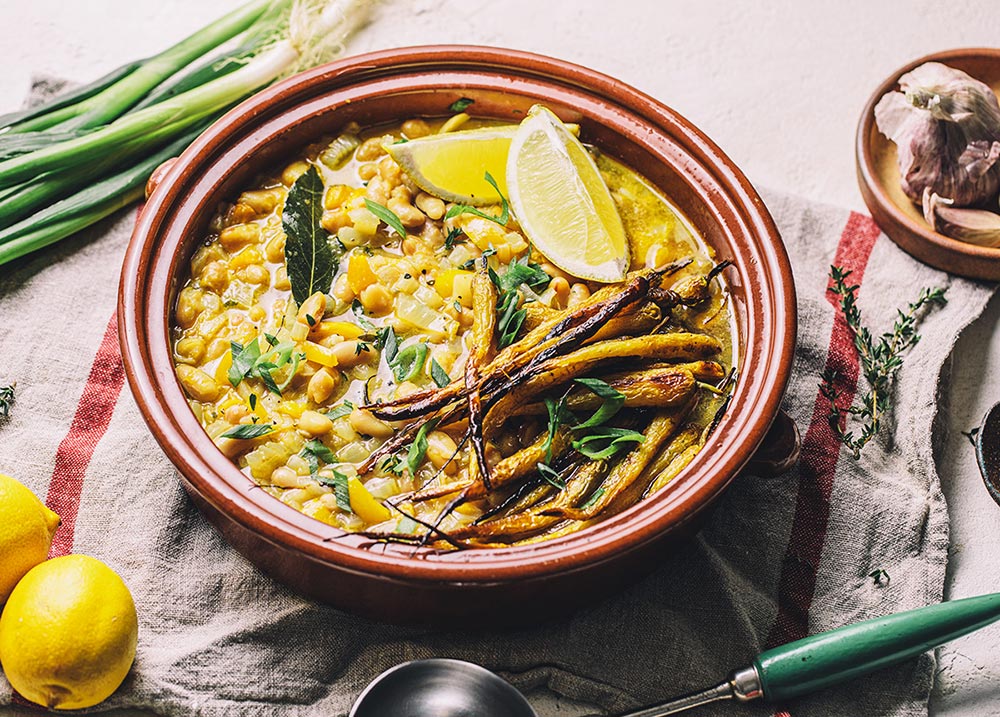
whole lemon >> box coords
[0,555,138,710]
[0,473,60,603]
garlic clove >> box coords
[922,188,1000,247]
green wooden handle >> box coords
[754,593,1000,701]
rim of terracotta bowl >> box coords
[120,45,796,585]
[856,47,1000,280]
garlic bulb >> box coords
[875,62,1000,207]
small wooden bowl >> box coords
[120,46,797,624]
[857,48,1000,281]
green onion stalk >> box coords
[0,0,370,268]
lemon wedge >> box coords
[385,126,513,205]
[507,105,628,282]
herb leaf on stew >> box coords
[221,423,275,440]
[572,378,625,429]
[430,358,451,388]
[571,427,646,460]
[364,198,408,238]
[445,172,510,227]
[449,97,475,113]
[407,418,441,475]
[282,165,339,304]
[317,470,352,512]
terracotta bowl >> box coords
[857,47,1000,280]
[120,46,796,624]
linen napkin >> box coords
[0,76,994,717]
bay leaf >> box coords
[282,165,338,304]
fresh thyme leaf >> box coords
[572,378,625,429]
[392,343,428,382]
[820,265,947,458]
[407,418,441,475]
[317,469,352,513]
[222,423,274,439]
[536,462,566,489]
[449,97,475,113]
[325,400,354,420]
[0,382,14,419]
[283,165,338,304]
[444,172,509,227]
[430,358,451,388]
[580,487,606,511]
[444,227,463,250]
[572,427,646,460]
[364,198,408,238]
[351,299,375,330]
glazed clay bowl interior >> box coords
[857,47,1000,280]
[120,46,796,625]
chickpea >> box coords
[540,262,571,281]
[270,466,302,488]
[414,192,446,221]
[331,340,372,368]
[174,336,206,365]
[264,233,286,263]
[401,236,419,256]
[274,266,291,291]
[307,368,339,404]
[378,155,403,185]
[239,188,282,214]
[426,431,459,474]
[206,338,229,361]
[243,264,270,286]
[248,306,266,323]
[321,208,351,234]
[550,277,571,304]
[360,284,393,315]
[175,287,203,329]
[225,404,249,423]
[364,177,389,205]
[324,184,353,210]
[567,282,591,308]
[332,273,355,302]
[356,135,390,162]
[175,365,220,402]
[298,410,333,437]
[388,196,425,229]
[218,223,260,252]
[348,408,394,438]
[190,243,227,278]
[297,292,327,325]
[358,163,378,181]
[402,118,431,139]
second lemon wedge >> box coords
[507,105,629,282]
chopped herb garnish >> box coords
[317,469,352,512]
[495,289,526,349]
[571,427,646,460]
[364,198,408,238]
[489,256,550,349]
[305,313,316,327]
[377,325,398,361]
[325,400,354,420]
[300,438,337,478]
[392,343,429,382]
[443,227,463,250]
[248,394,257,411]
[380,453,407,475]
[449,97,475,113]
[0,383,15,419]
[572,378,625,429]
[221,423,275,440]
[491,255,550,293]
[444,172,509,227]
[536,462,566,489]
[580,487,606,511]
[355,341,371,356]
[392,137,409,144]
[542,392,574,462]
[407,418,441,475]
[452,300,462,313]
[430,358,451,388]
[228,339,261,387]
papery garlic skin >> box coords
[923,189,1000,247]
[876,62,1000,207]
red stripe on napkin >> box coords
[45,312,125,557]
[767,213,881,652]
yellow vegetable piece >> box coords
[303,341,339,367]
[347,253,378,294]
[276,400,307,418]
[228,245,264,270]
[348,477,392,523]
[0,555,137,710]
[312,320,364,340]
[214,351,234,385]
[434,268,474,298]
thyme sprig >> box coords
[819,265,947,458]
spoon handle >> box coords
[754,592,1000,701]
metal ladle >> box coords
[350,593,1000,717]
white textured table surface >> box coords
[3,1,1000,715]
